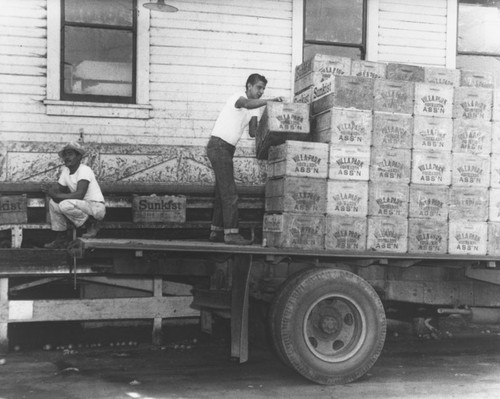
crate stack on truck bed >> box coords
[259,53,500,255]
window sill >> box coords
[44,100,152,119]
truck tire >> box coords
[270,268,386,385]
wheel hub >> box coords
[319,315,340,335]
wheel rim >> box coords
[303,293,367,363]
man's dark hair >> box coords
[246,73,267,90]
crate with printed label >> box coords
[372,112,413,149]
[325,216,367,251]
[329,146,371,181]
[326,180,368,217]
[351,60,386,79]
[448,221,487,256]
[424,66,460,87]
[373,79,414,114]
[411,150,452,186]
[408,218,448,254]
[386,63,425,82]
[413,116,453,151]
[453,87,493,121]
[366,216,408,253]
[451,153,490,187]
[409,184,449,220]
[370,148,411,183]
[448,187,489,221]
[368,182,409,218]
[295,54,351,82]
[452,119,492,156]
[414,83,453,118]
[460,69,494,89]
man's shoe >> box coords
[82,218,102,238]
[44,234,69,249]
[224,233,252,245]
[209,231,224,242]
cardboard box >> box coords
[268,141,329,179]
[256,102,310,160]
[409,184,449,220]
[411,150,452,186]
[350,60,386,79]
[263,212,325,250]
[448,187,489,221]
[488,188,500,222]
[265,176,327,214]
[325,216,367,251]
[424,66,460,86]
[326,180,368,216]
[370,148,411,183]
[453,87,493,121]
[408,218,448,254]
[451,153,490,187]
[372,112,413,149]
[414,83,453,118]
[132,195,186,223]
[368,182,409,217]
[386,63,425,82]
[487,222,500,255]
[295,54,351,80]
[448,221,487,255]
[460,69,494,89]
[452,119,492,155]
[413,116,453,151]
[312,107,372,147]
[374,79,414,114]
[0,194,27,224]
[367,216,408,253]
[329,146,371,181]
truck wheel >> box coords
[270,268,386,385]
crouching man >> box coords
[41,142,106,249]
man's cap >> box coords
[58,142,86,158]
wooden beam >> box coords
[152,277,164,345]
[9,278,63,293]
[0,278,8,352]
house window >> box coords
[303,0,366,60]
[61,0,137,103]
[458,0,500,56]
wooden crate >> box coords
[265,176,327,214]
[0,194,27,224]
[408,218,448,254]
[490,155,500,188]
[311,75,336,103]
[409,184,449,220]
[489,188,500,222]
[452,119,492,155]
[293,87,314,105]
[367,216,408,253]
[368,182,409,217]
[312,107,372,147]
[262,213,325,250]
[453,87,493,121]
[295,54,351,80]
[370,148,411,183]
[414,83,453,118]
[373,79,414,114]
[268,141,329,179]
[372,112,413,149]
[413,116,453,151]
[451,153,490,187]
[295,71,332,95]
[329,146,371,181]
[411,150,452,186]
[325,216,367,251]
[424,66,460,86]
[326,180,368,216]
[493,90,500,121]
[487,222,500,255]
[448,187,489,221]
[350,60,386,79]
[132,195,186,223]
[460,69,494,89]
[386,63,425,82]
[448,221,487,256]
[490,122,500,153]
[256,102,310,160]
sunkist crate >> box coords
[386,63,425,82]
[408,218,448,254]
[424,66,460,86]
[367,216,408,253]
[295,71,332,96]
[453,87,493,121]
[325,216,367,251]
[411,150,452,186]
[452,119,492,156]
[265,176,327,214]
[295,54,351,81]
[256,102,310,160]
[370,148,411,183]
[262,212,325,250]
[414,83,453,118]
[0,194,27,224]
[409,184,449,220]
[326,180,368,217]
[489,188,500,222]
[372,112,413,149]
[368,182,409,217]
[460,69,494,89]
[448,187,489,221]
[373,79,414,114]
[329,146,371,181]
[487,222,500,256]
[451,153,490,187]
[312,107,372,147]
[448,221,487,256]
[293,87,314,105]
[132,194,186,223]
[413,116,453,151]
[350,60,386,79]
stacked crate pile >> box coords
[489,88,500,255]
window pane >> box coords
[64,27,133,97]
[458,1,500,54]
[65,0,133,26]
[305,0,363,44]
[304,44,362,61]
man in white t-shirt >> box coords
[41,142,106,249]
[207,74,284,245]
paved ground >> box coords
[1,318,500,399]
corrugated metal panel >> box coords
[377,0,449,66]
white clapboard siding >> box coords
[377,0,449,66]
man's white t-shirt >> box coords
[58,164,105,202]
[211,92,260,146]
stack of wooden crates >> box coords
[261,53,500,256]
